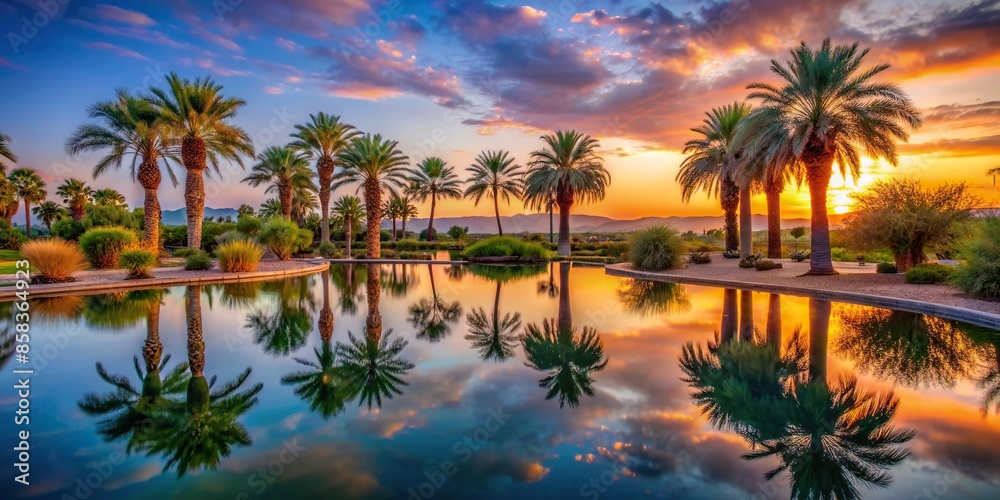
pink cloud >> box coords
[82,42,150,61]
[275,37,300,51]
[263,86,283,94]
[89,4,156,26]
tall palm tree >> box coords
[257,198,282,220]
[464,150,524,235]
[382,197,401,244]
[0,131,15,170]
[407,264,462,342]
[92,188,126,207]
[407,157,462,241]
[331,195,365,258]
[290,185,318,226]
[66,89,179,250]
[523,131,611,256]
[32,201,65,231]
[242,146,316,220]
[8,168,46,237]
[289,113,360,244]
[676,102,750,255]
[149,72,254,251]
[333,134,409,258]
[989,167,1000,187]
[743,39,922,274]
[395,191,419,240]
[56,178,94,221]
[466,279,522,362]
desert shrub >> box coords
[688,251,712,264]
[0,226,28,250]
[85,204,140,231]
[722,249,740,259]
[950,217,1000,299]
[172,248,196,258]
[201,221,237,253]
[162,225,187,247]
[184,252,213,271]
[294,228,315,255]
[788,250,809,262]
[876,262,898,274]
[236,215,264,238]
[601,241,630,261]
[20,239,88,282]
[317,241,339,258]
[119,249,157,279]
[258,218,300,260]
[904,263,952,284]
[628,225,685,271]
[526,233,545,242]
[217,239,265,273]
[79,227,137,268]
[755,259,783,271]
[419,228,438,241]
[51,217,86,241]
[447,226,469,240]
[463,235,550,261]
[738,252,764,269]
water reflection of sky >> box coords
[2,263,999,499]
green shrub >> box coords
[184,252,213,271]
[317,241,339,258]
[172,248,196,258]
[447,226,469,240]
[0,227,28,250]
[951,217,1000,298]
[51,216,86,241]
[258,218,300,260]
[904,263,952,284]
[394,239,423,252]
[628,225,685,271]
[739,252,764,268]
[85,204,139,231]
[876,262,898,274]
[236,215,264,238]
[601,241,630,261]
[162,225,187,247]
[79,227,137,268]
[689,251,712,264]
[217,239,265,273]
[755,259,783,271]
[20,239,88,282]
[788,250,809,262]
[294,228,315,255]
[463,235,550,261]
[119,249,157,279]
[201,221,237,253]
[215,230,242,247]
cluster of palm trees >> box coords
[677,39,923,275]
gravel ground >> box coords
[607,256,1000,318]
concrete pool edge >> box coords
[606,263,1000,330]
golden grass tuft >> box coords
[217,239,266,273]
[20,239,88,282]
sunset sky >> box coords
[1,0,998,221]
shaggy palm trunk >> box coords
[317,156,334,243]
[803,140,837,275]
[556,186,574,257]
[766,185,782,259]
[143,298,163,374]
[186,285,205,378]
[401,215,408,240]
[722,177,739,253]
[390,217,397,243]
[720,288,737,344]
[183,136,208,250]
[365,263,382,339]
[279,184,293,220]
[22,200,32,237]
[558,262,572,333]
[70,200,86,222]
[138,160,162,253]
[739,289,753,341]
[766,294,781,347]
[739,188,752,259]
[319,269,334,342]
[2,202,16,225]
[808,298,831,383]
[493,190,503,236]
[427,194,437,242]
[345,215,353,259]
[363,180,382,258]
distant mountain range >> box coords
[158,208,846,233]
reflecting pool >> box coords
[2,263,1000,499]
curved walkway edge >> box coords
[0,260,330,302]
[605,263,1000,331]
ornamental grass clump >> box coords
[904,263,952,284]
[20,239,88,283]
[258,218,300,260]
[628,225,685,271]
[79,226,137,268]
[217,239,266,273]
[119,249,158,279]
[463,235,550,262]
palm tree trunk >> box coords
[493,190,503,236]
[319,269,334,342]
[558,262,572,333]
[70,201,85,222]
[803,142,837,275]
[23,200,31,238]
[318,156,334,244]
[139,160,162,253]
[721,288,737,343]
[143,298,162,373]
[739,289,753,341]
[722,177,739,253]
[493,280,501,325]
[427,194,437,242]
[556,186,574,257]
[401,215,407,240]
[186,285,205,377]
[808,298,831,383]
[766,186,782,259]
[391,217,397,244]
[365,263,381,339]
[548,203,554,244]
[363,180,382,258]
[739,188,752,259]
[183,136,208,251]
[345,215,353,259]
[279,184,293,220]
[766,294,781,347]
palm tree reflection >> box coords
[522,262,608,408]
[331,262,366,314]
[381,262,418,297]
[246,276,315,357]
[408,263,462,342]
[616,279,690,317]
[466,280,522,363]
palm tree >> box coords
[8,168,46,237]
[149,72,254,251]
[466,279,522,362]
[395,191,419,240]
[464,150,524,235]
[676,103,750,255]
[290,113,360,244]
[523,131,610,256]
[0,131,15,170]
[743,39,922,274]
[242,146,316,220]
[407,264,462,342]
[333,134,409,258]
[989,167,1000,187]
[56,178,94,221]
[407,157,462,241]
[382,196,403,243]
[290,185,318,226]
[66,90,179,250]
[93,188,126,207]
[0,175,18,226]
[258,198,282,220]
[32,201,65,231]
[331,195,365,258]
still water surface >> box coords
[2,263,999,499]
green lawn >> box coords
[0,249,22,274]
